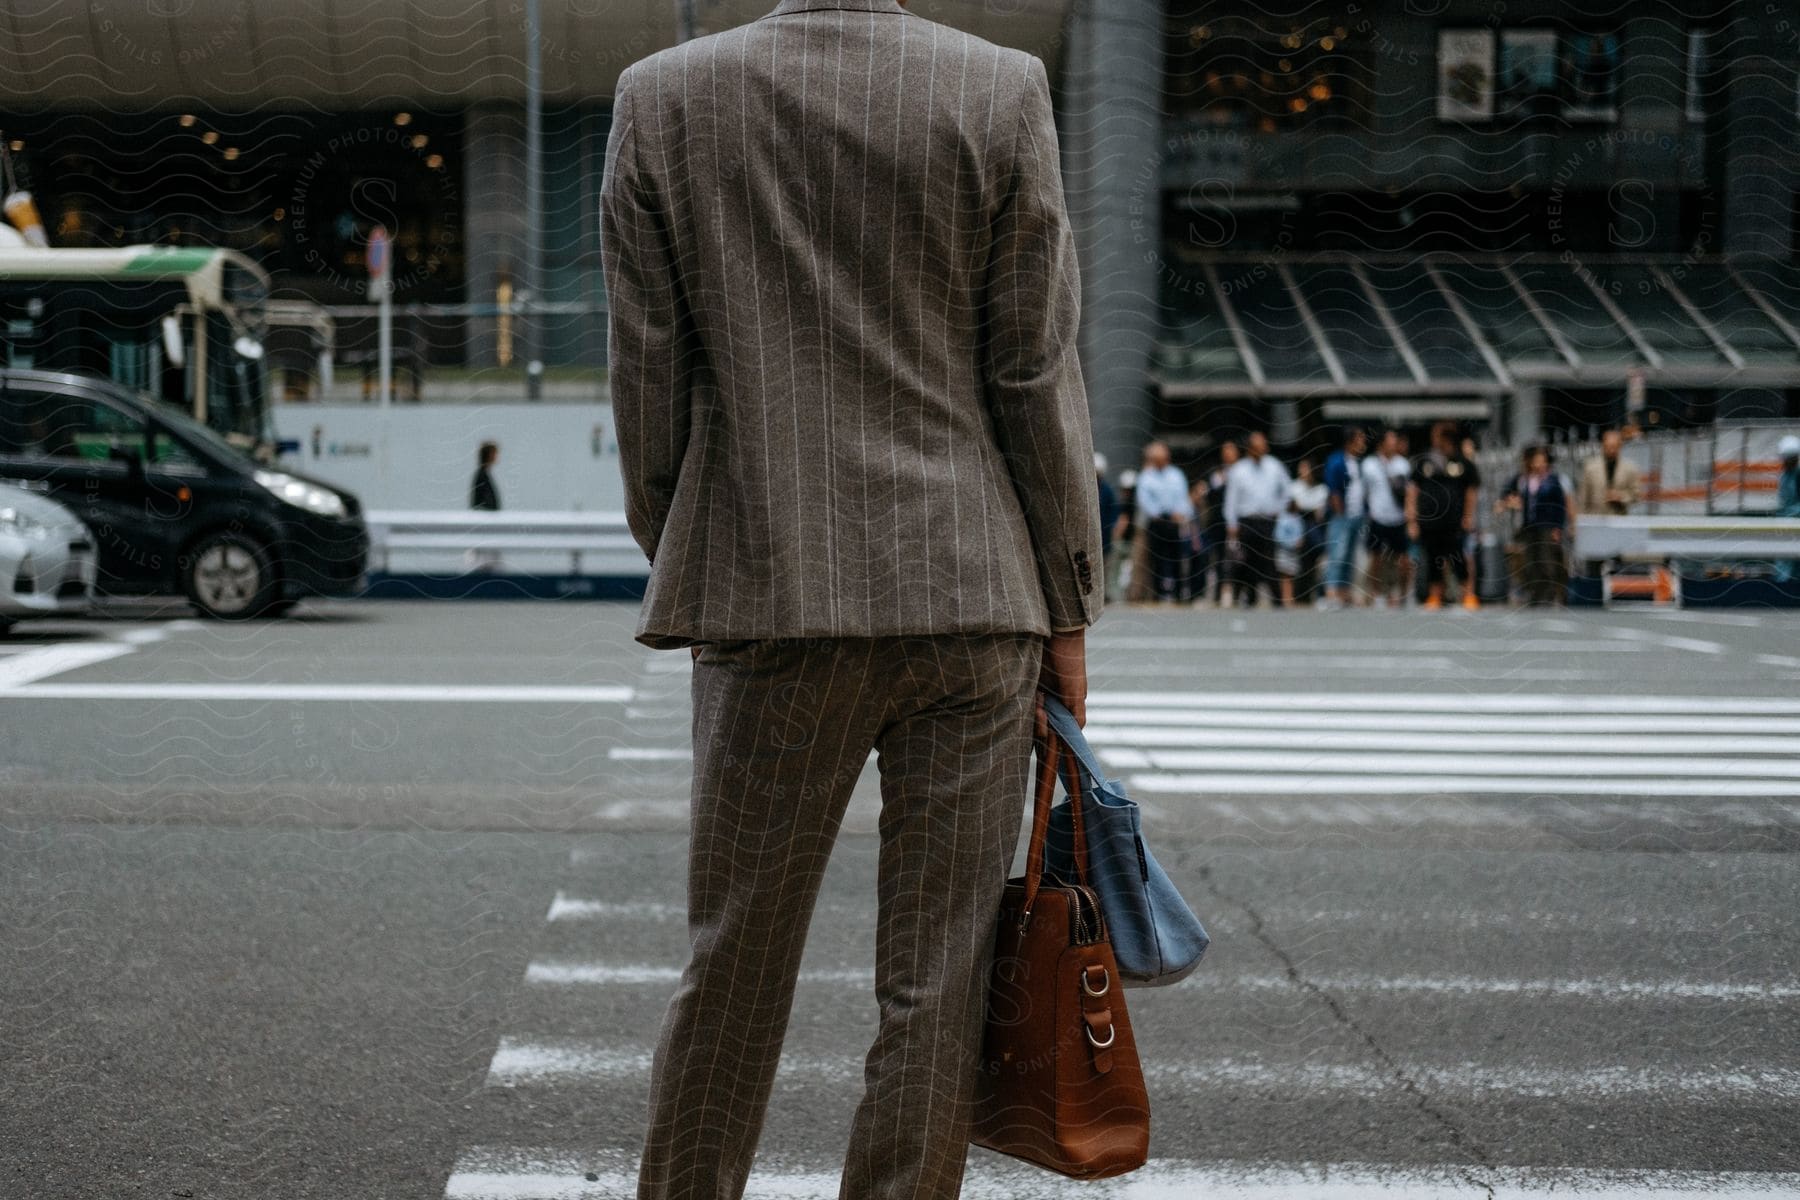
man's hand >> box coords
[1039,629,1088,727]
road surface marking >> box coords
[1135,772,1800,797]
[1107,748,1800,779]
[1086,710,1800,733]
[521,959,1799,1002]
[1090,692,1800,714]
[1601,626,1728,655]
[1185,794,1800,824]
[0,641,135,687]
[538,893,1739,934]
[1086,726,1799,755]
[545,894,685,922]
[525,961,871,987]
[1095,637,1645,653]
[480,1037,1800,1100]
[0,682,634,702]
[446,1149,1800,1198]
[1641,609,1771,627]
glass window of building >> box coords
[1363,264,1493,381]
[1601,265,1729,365]
[1167,10,1373,133]
[1157,273,1252,387]
[1433,261,1561,369]
[1511,261,1638,366]
[1291,263,1409,379]
[1225,265,1332,384]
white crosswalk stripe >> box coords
[1077,693,1800,801]
[444,1149,1800,1198]
[483,1035,1800,1100]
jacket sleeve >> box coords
[600,68,692,565]
[1576,461,1597,513]
[1617,460,1642,507]
[978,55,1104,633]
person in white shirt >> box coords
[1361,428,1410,607]
[1133,440,1194,602]
[1283,456,1329,606]
[1225,430,1292,608]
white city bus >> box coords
[0,244,320,454]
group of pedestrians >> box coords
[1107,421,1644,609]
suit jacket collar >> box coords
[764,0,906,17]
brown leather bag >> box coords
[970,705,1151,1177]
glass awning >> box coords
[1153,253,1800,397]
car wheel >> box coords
[184,532,279,620]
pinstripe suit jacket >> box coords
[600,0,1103,650]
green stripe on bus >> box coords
[123,248,216,274]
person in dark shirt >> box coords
[471,441,501,512]
[1096,453,1120,559]
[1095,453,1122,601]
[1499,443,1571,605]
[1406,420,1481,610]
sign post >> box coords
[367,225,393,408]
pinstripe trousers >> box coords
[636,632,1043,1200]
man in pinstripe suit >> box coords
[600,1,1102,1194]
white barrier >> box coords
[366,510,647,576]
[1576,515,1800,561]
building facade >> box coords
[0,0,1795,455]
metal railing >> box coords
[366,510,645,576]
[1575,515,1800,562]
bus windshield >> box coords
[0,246,272,445]
[153,396,256,465]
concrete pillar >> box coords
[1720,7,1797,259]
[1511,387,1544,447]
[463,101,531,368]
[1058,0,1165,476]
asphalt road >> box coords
[2,600,1798,1198]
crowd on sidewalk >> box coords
[1098,422,1666,610]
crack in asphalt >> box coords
[1191,853,1501,1200]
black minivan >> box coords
[0,369,367,618]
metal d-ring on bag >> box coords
[1040,693,1211,987]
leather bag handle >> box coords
[1054,755,1093,889]
[1019,693,1063,928]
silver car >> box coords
[0,483,97,634]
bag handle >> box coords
[1041,692,1111,791]
[1018,694,1062,929]
[1019,692,1094,932]
[1055,754,1093,889]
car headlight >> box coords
[0,506,55,540]
[254,470,347,518]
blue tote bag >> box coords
[1040,694,1210,987]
